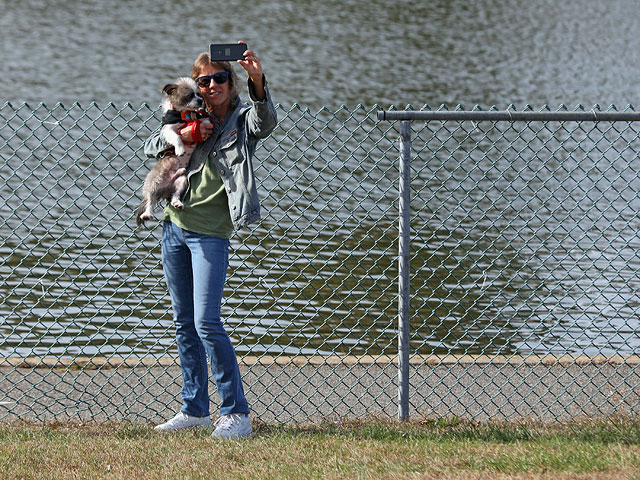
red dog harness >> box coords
[161,109,213,144]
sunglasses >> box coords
[195,71,230,87]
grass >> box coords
[1,418,639,479]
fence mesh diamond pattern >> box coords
[0,102,638,423]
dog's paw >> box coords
[171,199,184,210]
[137,212,153,227]
[174,145,186,156]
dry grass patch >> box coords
[0,418,639,479]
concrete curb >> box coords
[2,354,640,369]
[1,359,639,424]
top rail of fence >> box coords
[377,110,640,122]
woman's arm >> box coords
[237,44,278,139]
[246,76,278,139]
[143,130,169,158]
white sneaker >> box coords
[154,412,211,432]
[212,413,252,439]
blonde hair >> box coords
[191,52,240,101]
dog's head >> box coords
[161,77,203,112]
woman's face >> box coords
[197,65,231,110]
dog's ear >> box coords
[162,83,178,96]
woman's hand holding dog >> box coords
[180,119,214,144]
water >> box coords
[1,0,640,357]
[3,0,639,109]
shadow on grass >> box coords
[251,415,640,445]
[3,416,640,445]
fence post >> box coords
[398,120,411,421]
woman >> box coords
[144,43,277,439]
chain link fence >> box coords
[0,102,639,423]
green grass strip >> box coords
[1,418,639,479]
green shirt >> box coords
[162,117,234,238]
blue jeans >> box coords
[161,221,249,417]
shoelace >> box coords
[214,414,243,430]
[169,413,189,424]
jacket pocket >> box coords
[219,130,245,166]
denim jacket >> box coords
[143,77,277,229]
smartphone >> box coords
[209,43,247,61]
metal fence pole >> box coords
[398,120,411,421]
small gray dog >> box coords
[136,77,212,227]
